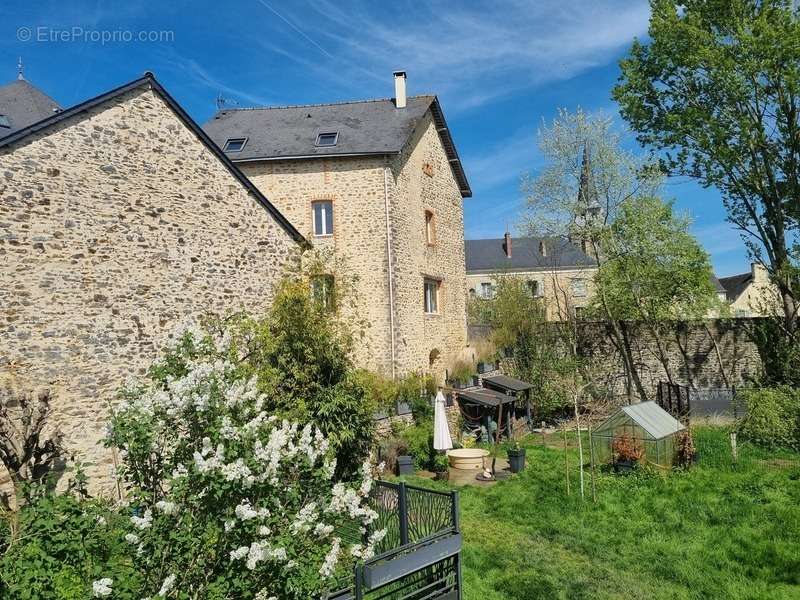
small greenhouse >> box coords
[591,401,685,469]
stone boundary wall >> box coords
[469,318,764,401]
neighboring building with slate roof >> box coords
[0,72,303,492]
[0,76,61,138]
[719,263,781,317]
[203,71,471,379]
[465,233,598,321]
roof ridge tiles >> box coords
[214,94,435,114]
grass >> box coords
[409,426,800,600]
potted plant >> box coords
[394,439,414,476]
[675,430,697,468]
[432,454,449,481]
[448,360,475,390]
[507,419,527,473]
[611,434,644,473]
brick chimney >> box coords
[393,71,407,109]
[504,231,512,258]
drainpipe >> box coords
[384,158,397,380]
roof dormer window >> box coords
[315,132,338,147]
[0,115,10,129]
[223,137,247,152]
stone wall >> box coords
[240,156,394,374]
[240,110,468,380]
[0,86,299,493]
[470,318,764,402]
[388,112,468,379]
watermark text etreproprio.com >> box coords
[17,26,174,45]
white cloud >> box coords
[285,0,652,111]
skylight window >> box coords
[0,115,10,129]
[223,137,247,152]
[315,132,338,147]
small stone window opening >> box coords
[312,200,334,236]
[425,210,436,245]
[526,280,541,298]
[480,282,494,299]
[223,137,247,152]
[424,278,440,314]
[315,132,339,147]
[311,275,335,311]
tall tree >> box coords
[613,0,800,332]
[523,109,661,401]
[591,196,722,384]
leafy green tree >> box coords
[591,196,722,384]
[613,0,800,333]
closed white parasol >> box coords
[433,390,453,450]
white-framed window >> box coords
[480,282,494,299]
[424,210,435,245]
[311,275,335,311]
[571,278,587,298]
[223,137,247,152]
[312,200,333,236]
[424,279,440,314]
[526,280,541,298]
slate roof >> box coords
[0,72,306,246]
[202,95,471,197]
[465,237,596,273]
[709,274,726,295]
[718,272,752,302]
[0,79,61,138]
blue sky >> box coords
[1,0,750,275]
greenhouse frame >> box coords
[591,401,686,469]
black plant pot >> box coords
[434,469,449,481]
[477,362,492,374]
[397,455,414,476]
[508,447,526,473]
[613,459,637,474]
[451,380,470,390]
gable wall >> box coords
[0,86,298,493]
[239,156,394,374]
[388,111,468,378]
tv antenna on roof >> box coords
[215,92,239,110]
[17,56,24,80]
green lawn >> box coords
[412,427,800,600]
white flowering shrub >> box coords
[107,326,386,599]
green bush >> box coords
[400,422,437,471]
[0,492,138,599]
[737,386,800,450]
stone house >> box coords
[0,72,305,489]
[203,72,472,379]
[465,233,598,321]
[719,263,782,317]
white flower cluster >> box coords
[92,578,113,597]
[131,509,153,530]
[158,574,176,597]
[155,500,177,515]
[230,540,289,571]
[290,502,318,533]
[253,420,329,484]
[234,500,270,521]
[319,537,341,579]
